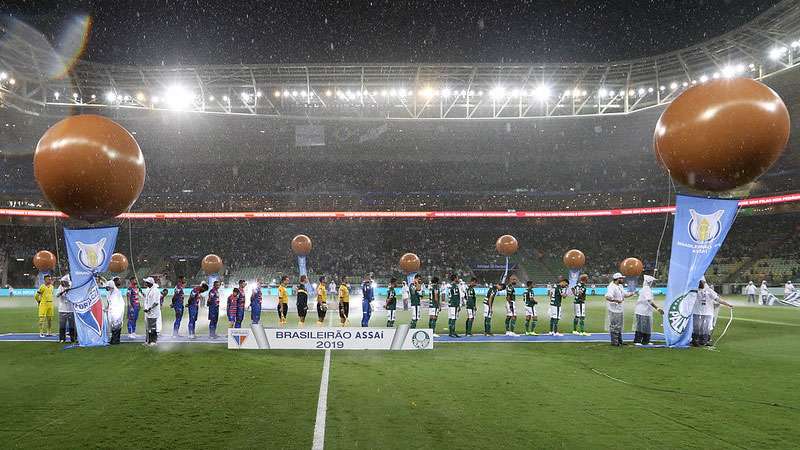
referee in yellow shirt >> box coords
[338,276,350,326]
[34,275,55,337]
[277,276,289,325]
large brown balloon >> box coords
[563,249,586,269]
[291,235,312,256]
[108,253,129,273]
[33,250,56,271]
[620,258,644,277]
[399,253,421,273]
[34,114,146,222]
[495,235,518,256]
[654,78,790,192]
[202,254,223,274]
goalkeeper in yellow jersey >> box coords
[338,276,350,326]
[34,275,55,337]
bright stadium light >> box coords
[300,91,308,98]
[380,89,387,96]
[105,91,117,102]
[256,90,263,98]
[670,82,678,90]
[91,94,96,99]
[0,72,6,80]
[608,90,615,97]
[532,84,550,101]
[510,88,520,97]
[274,90,281,98]
[325,89,333,97]
[164,84,195,109]
[151,95,160,104]
[598,87,608,98]
[490,87,505,99]
[208,95,215,102]
[647,87,654,93]
[628,89,635,96]
[291,90,299,97]
[563,89,571,97]
[136,92,146,101]
[769,47,787,60]
[441,88,451,97]
[476,90,483,96]
[712,72,720,79]
[389,88,397,97]
[572,88,581,97]
[792,40,800,48]
[283,90,290,97]
[53,91,60,100]
[222,95,230,102]
[72,92,79,99]
[7,78,13,85]
[637,87,646,96]
[682,81,689,87]
[659,85,666,91]
[699,74,709,83]
[722,66,735,78]
[422,88,434,98]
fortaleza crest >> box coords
[76,238,108,270]
[233,334,248,346]
[687,209,724,244]
[667,291,697,334]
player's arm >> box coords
[649,300,663,314]
[35,286,44,303]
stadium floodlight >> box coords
[207,95,214,102]
[468,90,475,96]
[256,90,263,98]
[283,90,290,97]
[510,88,520,97]
[682,81,689,87]
[563,89,571,97]
[628,89,635,96]
[325,90,333,97]
[608,90,615,97]
[72,92,79,99]
[647,87,654,93]
[477,90,483,96]
[670,82,678,90]
[422,88,434,98]
[699,74,709,83]
[151,95,160,104]
[769,47,787,60]
[291,90,299,97]
[222,95,229,102]
[53,91,60,100]
[91,94,96,99]
[300,91,308,97]
[164,84,195,109]
[8,78,15,85]
[389,88,397,97]
[532,84,551,101]
[105,91,117,102]
[273,90,281,98]
[380,89,387,97]
[659,85,666,91]
[637,88,646,96]
[792,40,800,48]
[0,72,6,80]
[712,72,720,79]
[136,92,146,102]
[572,88,582,97]
[405,89,413,96]
[598,87,608,98]
[490,86,505,99]
[459,90,466,96]
[722,66,735,78]
[440,88,451,97]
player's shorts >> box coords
[525,305,537,317]
[573,303,586,318]
[38,301,54,318]
[466,307,475,319]
[483,303,493,318]
[505,301,516,316]
[428,305,440,316]
[386,309,396,321]
[296,300,308,318]
[549,305,562,320]
[448,306,459,320]
[411,305,420,320]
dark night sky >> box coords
[2,0,781,65]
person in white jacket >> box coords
[785,281,796,296]
[744,281,757,304]
[692,278,733,347]
[142,277,161,346]
[759,281,770,306]
[104,278,125,345]
[605,273,635,346]
[56,275,77,344]
[633,275,663,346]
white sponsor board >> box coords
[228,325,433,350]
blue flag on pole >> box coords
[663,195,738,347]
[64,226,119,347]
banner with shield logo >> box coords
[663,195,738,347]
[64,226,119,347]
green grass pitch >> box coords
[0,295,798,449]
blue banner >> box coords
[568,269,580,289]
[64,226,119,347]
[663,195,738,347]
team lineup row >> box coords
[34,270,732,348]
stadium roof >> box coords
[2,0,800,120]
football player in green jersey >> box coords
[523,280,538,335]
[483,282,502,336]
[428,276,441,337]
[572,274,590,335]
[464,277,478,336]
[504,278,519,336]
[409,274,422,328]
[549,277,570,336]
[447,274,461,337]
[386,277,398,327]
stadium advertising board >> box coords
[229,325,433,350]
